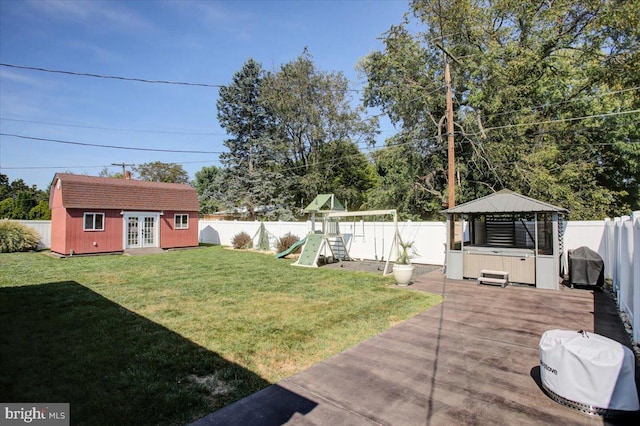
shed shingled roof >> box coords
[442,189,568,214]
[50,173,199,211]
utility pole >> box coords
[111,162,135,177]
[444,59,455,208]
[436,41,458,208]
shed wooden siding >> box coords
[49,182,67,254]
[159,211,199,249]
[50,178,124,255]
[63,209,124,254]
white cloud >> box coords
[0,91,48,118]
[26,0,157,34]
[32,0,93,21]
[0,69,40,86]
[160,0,257,41]
[65,40,123,63]
[170,0,252,26]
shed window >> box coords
[84,213,104,231]
[174,214,189,229]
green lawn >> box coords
[0,246,441,425]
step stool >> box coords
[478,270,509,288]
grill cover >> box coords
[539,330,639,412]
[568,246,604,287]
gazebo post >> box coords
[445,212,464,280]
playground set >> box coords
[275,194,404,275]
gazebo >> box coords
[442,189,568,289]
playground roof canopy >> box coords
[303,194,346,213]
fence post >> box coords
[602,218,613,280]
[618,217,633,318]
[632,212,640,344]
[613,217,622,298]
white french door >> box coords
[124,213,160,249]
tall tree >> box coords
[263,49,378,209]
[193,165,221,215]
[216,59,294,220]
[359,17,453,218]
[132,161,189,184]
[362,0,640,219]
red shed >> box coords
[49,173,199,255]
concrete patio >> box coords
[192,270,639,425]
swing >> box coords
[320,207,399,276]
[370,215,386,262]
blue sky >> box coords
[0,0,409,190]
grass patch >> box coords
[0,247,441,425]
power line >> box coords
[0,62,366,92]
[3,137,637,172]
[0,164,109,170]
[5,80,626,139]
[0,63,223,88]
[0,139,412,175]
[3,106,636,158]
[479,86,640,121]
[3,64,636,122]
[2,109,637,172]
[0,117,226,136]
[2,134,636,173]
[482,109,640,132]
[0,133,225,154]
[0,159,223,171]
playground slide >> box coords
[275,236,307,259]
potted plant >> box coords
[393,241,416,286]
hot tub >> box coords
[463,246,535,284]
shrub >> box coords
[256,222,270,251]
[231,231,253,250]
[0,220,40,253]
[276,233,300,253]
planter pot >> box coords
[393,264,414,286]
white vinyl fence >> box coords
[601,212,640,343]
[14,220,51,250]
[198,219,447,265]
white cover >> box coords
[539,329,639,411]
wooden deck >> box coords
[194,270,639,425]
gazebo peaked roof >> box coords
[303,194,345,213]
[442,189,568,214]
